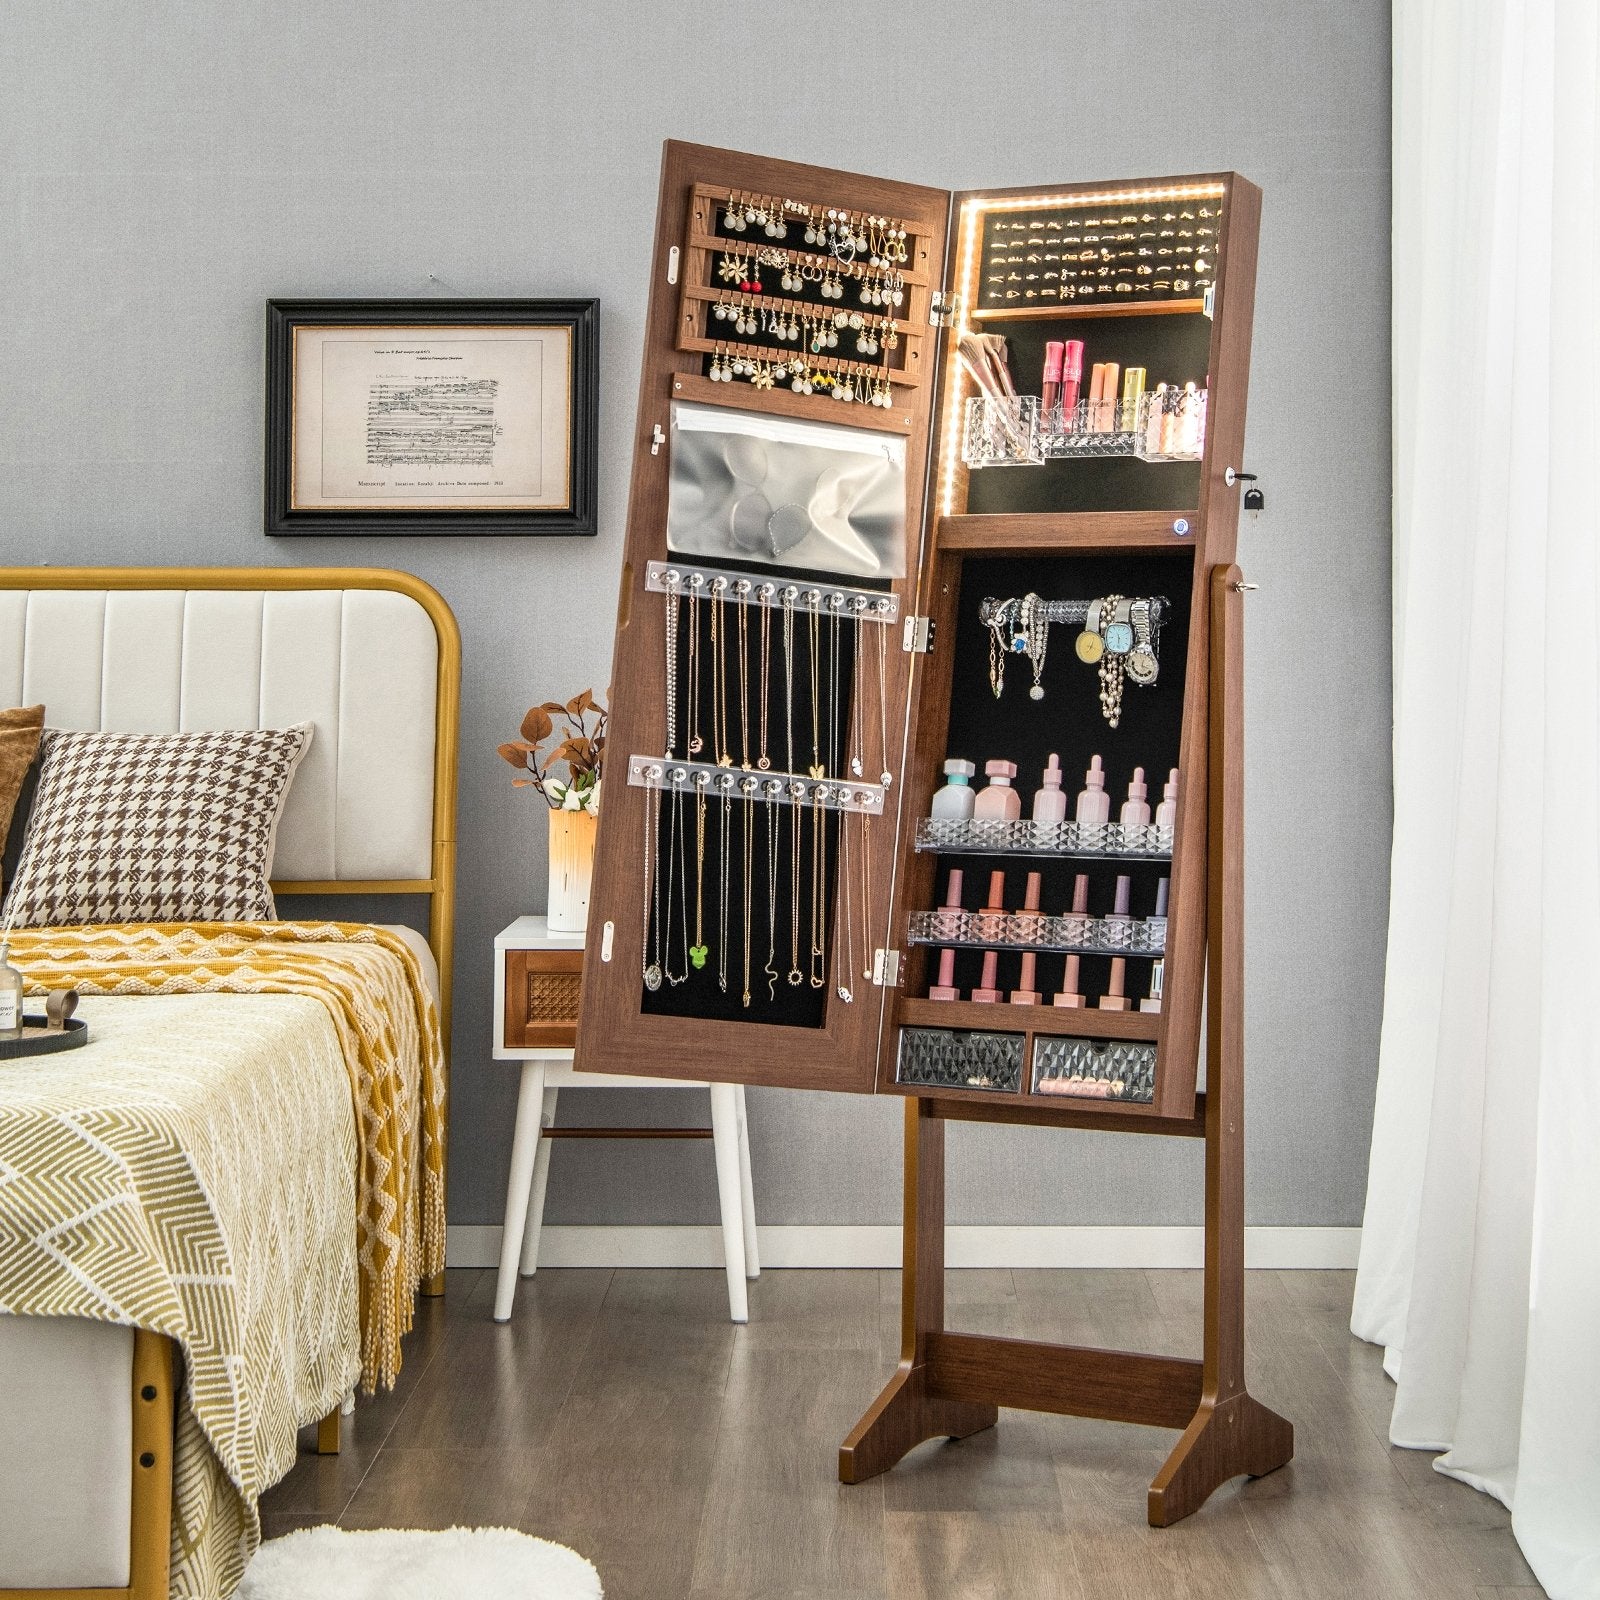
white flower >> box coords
[562,785,583,812]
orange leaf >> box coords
[520,707,554,743]
[498,742,531,768]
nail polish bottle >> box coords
[971,951,1003,1004]
[1010,873,1044,1004]
[1155,767,1179,831]
[930,867,965,940]
[929,948,961,1002]
[931,757,978,819]
[973,759,1021,821]
[1099,958,1132,1011]
[1140,959,1164,1014]
[1031,754,1067,823]
[974,868,1008,940]
[1145,875,1169,946]
[1052,873,1090,1007]
[1120,767,1151,832]
[1075,756,1110,824]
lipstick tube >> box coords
[1120,366,1146,433]
[1041,341,1064,419]
[1097,363,1119,431]
[1061,340,1084,416]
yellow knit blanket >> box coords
[7,921,446,1391]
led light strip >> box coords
[977,183,1226,212]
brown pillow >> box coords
[0,706,45,896]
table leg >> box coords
[709,1082,749,1323]
[519,1085,561,1277]
[493,1060,546,1323]
[735,1083,760,1279]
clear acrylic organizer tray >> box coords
[897,1027,1024,1093]
[915,816,1174,860]
[962,389,1207,468]
[908,909,1166,956]
[1032,1036,1156,1104]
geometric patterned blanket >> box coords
[0,923,447,1599]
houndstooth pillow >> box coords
[0,724,312,928]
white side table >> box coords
[491,915,760,1324]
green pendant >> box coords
[689,944,709,969]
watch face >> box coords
[1075,629,1105,663]
[1104,620,1134,654]
[1125,646,1159,685]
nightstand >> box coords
[491,915,760,1323]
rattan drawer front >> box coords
[504,948,584,1049]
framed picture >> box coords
[265,299,598,536]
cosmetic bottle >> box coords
[973,759,1021,821]
[1119,366,1146,432]
[1041,341,1064,418]
[1061,340,1085,415]
[1100,363,1120,431]
[974,868,1008,940]
[1053,875,1091,1007]
[971,951,1002,1004]
[1051,954,1085,1009]
[1009,873,1044,1004]
[929,948,961,1003]
[1140,959,1164,1014]
[1074,756,1110,830]
[1086,363,1107,432]
[1145,383,1168,454]
[1031,754,1067,823]
[1119,767,1151,831]
[930,867,966,941]
[1146,875,1169,948]
[1155,767,1179,831]
[1099,958,1131,1012]
[931,758,977,820]
[0,942,22,1041]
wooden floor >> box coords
[261,1268,1545,1599]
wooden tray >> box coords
[0,1016,89,1060]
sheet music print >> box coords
[365,377,501,468]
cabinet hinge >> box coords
[902,615,935,653]
[929,289,962,328]
[872,949,902,987]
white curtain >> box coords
[1352,1,1600,1596]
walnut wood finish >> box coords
[503,948,583,1050]
[937,511,1199,553]
[576,141,948,1093]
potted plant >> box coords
[498,690,607,932]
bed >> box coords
[0,566,459,1600]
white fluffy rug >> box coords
[239,1525,603,1599]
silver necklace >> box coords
[641,769,662,990]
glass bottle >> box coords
[0,941,23,1040]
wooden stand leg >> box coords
[840,1099,998,1482]
[316,1405,342,1455]
[1147,565,1292,1525]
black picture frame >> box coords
[265,298,599,537]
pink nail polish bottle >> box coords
[1099,875,1134,1011]
[971,952,1002,1004]
[1010,872,1044,1004]
[973,759,1021,820]
[971,870,1007,1002]
[929,948,961,1003]
[1140,959,1164,1014]
[930,867,966,940]
[1052,874,1091,1007]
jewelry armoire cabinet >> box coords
[578,140,1292,1523]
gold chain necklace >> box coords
[788,784,804,986]
[764,789,780,1000]
[757,586,773,770]
[687,582,703,754]
[809,786,826,988]
[690,778,708,969]
[736,583,751,770]
[741,784,755,1007]
[717,787,731,993]
[807,592,823,777]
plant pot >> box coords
[547,808,598,933]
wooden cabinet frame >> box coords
[578,141,1291,1522]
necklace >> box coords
[859,805,875,984]
[691,777,709,969]
[987,598,1012,699]
[687,580,704,753]
[1022,592,1049,700]
[664,778,688,985]
[736,583,752,770]
[641,771,662,990]
[764,786,780,1000]
[827,598,842,777]
[741,783,755,1007]
[717,786,732,993]
[788,782,804,986]
[836,791,855,1003]
[664,577,680,757]
[809,786,827,988]
[711,579,732,767]
[849,602,866,778]
[781,587,797,776]
[757,585,773,770]
[807,592,824,777]
[875,610,892,786]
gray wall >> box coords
[0,2,1391,1230]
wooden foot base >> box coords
[839,1362,998,1484]
[1147,1391,1293,1526]
[316,1406,342,1456]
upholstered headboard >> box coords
[0,567,460,1034]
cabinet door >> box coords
[876,174,1262,1126]
[576,141,950,1091]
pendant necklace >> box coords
[849,601,867,778]
[763,784,780,1000]
[809,784,827,988]
[827,596,843,777]
[665,775,688,985]
[641,768,663,990]
[858,804,875,984]
[807,592,824,778]
[756,585,773,771]
[691,773,709,970]
[735,582,752,769]
[835,790,855,1003]
[664,576,680,758]
[717,783,732,993]
[781,586,797,775]
[687,578,704,753]
[788,780,804,986]
[875,613,893,786]
[741,781,755,1007]
[711,578,732,766]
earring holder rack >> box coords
[582,144,1290,1526]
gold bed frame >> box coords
[0,566,460,1600]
